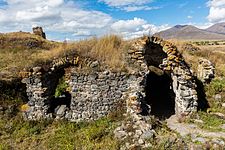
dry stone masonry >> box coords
[21,36,199,122]
[21,55,145,121]
[114,92,153,149]
[67,69,131,121]
[21,55,79,120]
[197,58,215,83]
[32,26,46,39]
[112,36,200,149]
[128,36,198,115]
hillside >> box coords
[155,24,225,40]
[0,32,129,81]
[0,32,55,51]
[0,32,59,80]
[206,22,225,34]
[0,31,225,150]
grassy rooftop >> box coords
[0,33,130,81]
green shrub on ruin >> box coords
[54,77,69,98]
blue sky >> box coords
[88,0,209,25]
[0,0,224,40]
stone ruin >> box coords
[32,27,46,39]
[20,36,200,122]
[16,35,218,149]
[197,58,215,84]
[19,36,208,148]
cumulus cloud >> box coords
[0,0,113,40]
[207,0,225,22]
[123,6,160,12]
[98,0,157,12]
[111,18,170,39]
[0,0,168,40]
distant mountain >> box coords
[205,22,225,35]
[155,24,225,40]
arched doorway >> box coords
[145,71,175,120]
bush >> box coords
[54,77,69,98]
[206,78,225,96]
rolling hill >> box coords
[155,23,225,40]
[205,22,225,35]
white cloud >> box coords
[111,18,146,32]
[98,0,151,7]
[0,0,113,40]
[192,23,213,29]
[187,16,193,19]
[207,0,225,22]
[123,6,160,12]
[0,0,167,40]
[98,0,158,12]
[111,18,170,39]
[207,0,225,7]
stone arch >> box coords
[21,55,133,121]
[145,71,175,119]
[21,55,79,120]
[129,36,198,118]
[21,36,199,121]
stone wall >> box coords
[32,27,46,39]
[127,36,198,115]
[21,54,79,120]
[66,69,145,121]
[197,58,215,83]
[21,66,64,120]
[21,36,199,121]
[21,54,148,121]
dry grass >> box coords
[0,32,56,51]
[35,35,129,71]
[64,35,129,71]
[193,46,225,77]
[0,33,130,80]
[0,32,59,76]
[171,40,225,77]
[90,35,128,70]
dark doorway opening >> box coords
[50,91,71,113]
[145,71,175,120]
[47,68,72,116]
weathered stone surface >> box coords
[192,137,206,143]
[128,36,198,115]
[56,105,67,116]
[68,70,132,121]
[22,36,198,125]
[197,58,215,83]
[140,130,154,140]
[114,87,153,149]
[90,61,99,68]
[32,27,46,39]
[32,67,42,73]
[114,129,128,139]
